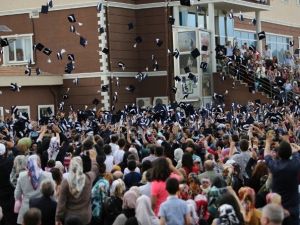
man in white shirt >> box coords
[113,138,126,165]
[263,45,272,60]
[109,134,119,155]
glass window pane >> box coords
[234,30,241,38]
[15,39,24,61]
[24,38,31,61]
[270,35,276,43]
[179,54,197,74]
[241,32,248,39]
[187,12,196,27]
[226,18,234,38]
[218,16,225,37]
[178,31,196,52]
[8,41,15,61]
[277,36,283,43]
[198,15,205,29]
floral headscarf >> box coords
[47,137,60,160]
[27,155,42,190]
[218,204,240,225]
[67,156,86,198]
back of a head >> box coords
[262,204,284,225]
[127,160,137,171]
[166,178,179,195]
[40,179,55,198]
[155,146,164,157]
[278,141,292,160]
[23,208,41,225]
[111,134,119,143]
[204,160,214,171]
[103,144,112,155]
[82,139,94,151]
[118,138,126,148]
[148,144,156,154]
[239,139,249,152]
[64,216,83,225]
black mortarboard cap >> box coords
[67,54,75,61]
[41,5,49,14]
[80,36,88,47]
[258,31,266,40]
[10,83,20,92]
[47,107,53,115]
[35,43,44,51]
[200,62,208,71]
[101,85,109,92]
[135,36,142,43]
[36,68,41,75]
[0,38,9,47]
[171,86,177,94]
[201,45,208,51]
[25,68,31,76]
[125,85,135,93]
[99,27,105,34]
[290,40,294,47]
[65,62,74,74]
[174,76,181,82]
[128,22,134,30]
[118,61,125,70]
[156,38,163,47]
[92,98,100,105]
[102,47,109,54]
[168,16,175,25]
[43,48,52,56]
[70,25,76,33]
[255,99,261,106]
[68,14,76,23]
[97,2,102,12]
[180,0,191,6]
[48,0,53,8]
[183,94,189,99]
[249,45,256,52]
[173,49,180,58]
[191,48,200,58]
[251,18,257,26]
[184,66,191,73]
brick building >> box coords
[0,0,299,120]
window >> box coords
[179,8,207,29]
[2,34,33,65]
[38,105,54,121]
[266,34,291,63]
[215,15,234,45]
[16,106,30,119]
[234,30,257,48]
[0,107,3,120]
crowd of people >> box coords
[218,41,300,103]
[0,97,300,225]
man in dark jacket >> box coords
[29,179,57,225]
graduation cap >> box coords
[73,77,79,85]
[43,48,52,56]
[153,60,159,71]
[188,73,197,83]
[102,47,109,54]
[70,25,76,33]
[41,5,49,14]
[65,62,75,74]
[96,2,102,12]
[184,66,191,73]
[173,49,180,58]
[101,85,109,92]
[0,38,9,47]
[67,54,75,61]
[201,45,208,51]
[258,31,266,40]
[251,18,257,26]
[80,36,88,47]
[99,27,105,34]
[155,38,163,47]
[125,85,135,93]
[68,14,76,23]
[10,83,21,92]
[174,76,181,82]
[135,72,148,82]
[249,45,256,52]
[48,0,53,8]
[34,43,44,51]
[180,0,191,6]
[239,12,244,21]
[128,22,134,30]
[36,68,41,75]
[63,88,70,100]
[47,107,53,115]
[191,48,200,58]
[118,61,126,70]
[25,67,31,76]
[134,36,142,48]
[57,49,66,60]
[171,86,177,94]
[290,40,294,47]
[92,98,100,106]
[168,16,175,25]
[200,62,208,71]
[255,99,261,106]
[228,9,234,19]
[183,94,189,99]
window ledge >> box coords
[1,61,35,66]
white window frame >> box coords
[0,107,3,120]
[16,105,30,119]
[38,105,54,121]
[1,33,34,66]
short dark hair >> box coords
[103,144,112,155]
[111,135,119,143]
[64,216,83,225]
[23,208,41,225]
[50,168,62,185]
[166,178,179,195]
[47,159,55,168]
[127,160,137,171]
[40,179,55,197]
[155,146,164,157]
[278,141,292,160]
[82,139,94,151]
[239,139,249,152]
[151,158,170,181]
[118,138,126,148]
[148,144,156,154]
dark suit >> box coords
[29,196,57,225]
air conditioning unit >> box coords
[136,97,152,108]
[153,96,169,106]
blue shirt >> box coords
[158,196,188,225]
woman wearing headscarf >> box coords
[47,136,60,161]
[174,148,184,168]
[112,190,140,225]
[55,150,99,225]
[14,154,53,224]
[212,204,243,225]
[135,195,159,225]
[10,155,27,188]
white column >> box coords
[255,10,262,54]
[208,2,216,73]
[173,6,180,26]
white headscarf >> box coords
[110,178,126,197]
[136,195,159,225]
[174,148,184,162]
[67,157,86,198]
